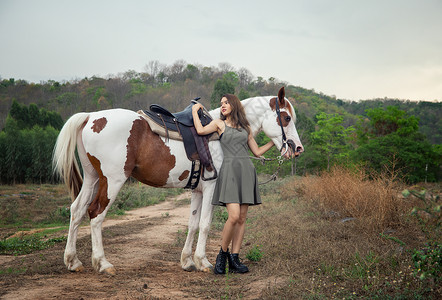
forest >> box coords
[0,60,441,184]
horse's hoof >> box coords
[183,265,197,272]
[68,265,84,272]
[103,267,116,276]
[201,266,214,273]
[74,265,85,272]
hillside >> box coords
[1,61,441,144]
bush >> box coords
[246,244,263,262]
[296,166,406,231]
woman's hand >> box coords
[193,104,221,135]
[192,103,203,113]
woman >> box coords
[192,94,275,274]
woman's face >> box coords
[220,97,232,117]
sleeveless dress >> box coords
[211,125,261,206]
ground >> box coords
[0,192,264,299]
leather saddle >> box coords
[140,98,217,189]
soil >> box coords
[0,192,265,300]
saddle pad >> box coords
[137,110,219,141]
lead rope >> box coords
[250,155,285,185]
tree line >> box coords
[0,60,440,184]
[0,101,62,184]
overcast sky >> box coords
[1,0,441,101]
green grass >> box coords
[211,206,228,231]
[246,244,263,262]
[108,183,183,215]
[0,235,67,255]
[0,267,28,275]
[0,182,183,255]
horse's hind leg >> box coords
[89,174,127,275]
[181,190,203,271]
[64,175,98,272]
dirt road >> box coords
[0,192,263,299]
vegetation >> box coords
[0,101,62,184]
[1,61,439,297]
[238,170,441,299]
[0,183,182,255]
[0,170,440,298]
[0,234,67,255]
[1,60,439,185]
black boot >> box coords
[214,247,229,274]
[228,253,249,273]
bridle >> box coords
[274,97,289,156]
[251,97,292,185]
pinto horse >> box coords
[53,87,303,275]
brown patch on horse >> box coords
[179,170,190,181]
[124,118,176,187]
[87,153,110,219]
[276,111,292,127]
[269,97,294,117]
[69,163,83,202]
[91,117,107,133]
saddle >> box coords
[137,98,218,189]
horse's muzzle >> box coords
[287,139,303,157]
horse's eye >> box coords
[285,116,291,122]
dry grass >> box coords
[294,166,410,232]
[241,171,440,299]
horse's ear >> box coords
[278,87,285,105]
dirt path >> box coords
[1,191,260,299]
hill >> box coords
[1,61,441,144]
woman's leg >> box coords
[231,204,249,253]
[214,203,240,274]
[221,203,240,251]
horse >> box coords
[52,86,304,275]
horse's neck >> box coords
[242,97,269,137]
[208,97,269,137]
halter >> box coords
[274,97,289,156]
[251,97,290,185]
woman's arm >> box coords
[192,103,223,135]
[247,133,275,157]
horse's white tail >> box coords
[53,112,90,201]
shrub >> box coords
[296,166,406,231]
[246,244,263,262]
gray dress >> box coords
[211,125,261,206]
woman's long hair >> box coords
[220,94,251,135]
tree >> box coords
[310,112,355,171]
[0,103,63,184]
[210,72,238,108]
[237,67,253,88]
[353,107,440,183]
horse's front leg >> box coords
[193,183,216,272]
[181,190,203,271]
[64,178,98,272]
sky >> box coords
[1,0,441,102]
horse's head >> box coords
[260,87,304,158]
